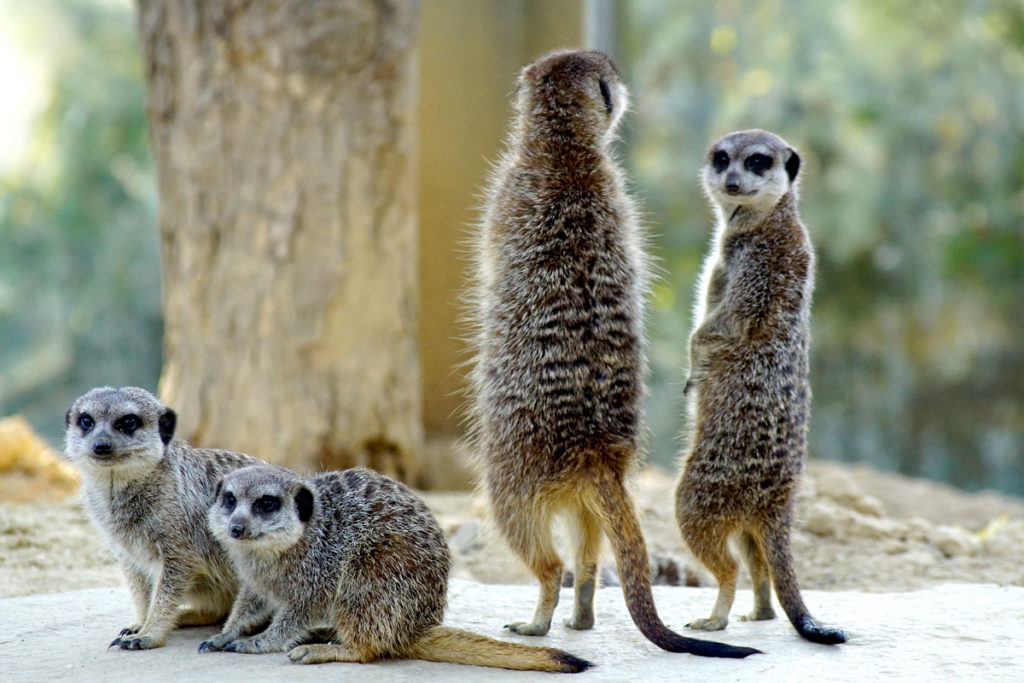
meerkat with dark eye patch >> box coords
[467,49,758,658]
[676,129,847,645]
[64,386,260,650]
[200,464,592,673]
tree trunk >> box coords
[137,0,422,482]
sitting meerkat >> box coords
[64,386,259,649]
[200,464,592,673]
[676,129,847,645]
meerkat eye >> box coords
[744,153,773,174]
[223,492,236,510]
[77,414,94,432]
[712,150,729,173]
[597,78,614,116]
[115,414,141,435]
[254,495,281,515]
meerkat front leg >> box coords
[111,558,192,649]
[221,604,310,654]
[199,586,271,653]
[117,565,153,637]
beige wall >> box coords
[417,1,585,435]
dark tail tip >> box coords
[680,637,763,659]
[796,616,848,645]
[648,628,762,658]
[552,650,595,673]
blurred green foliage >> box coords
[0,0,160,444]
[620,0,1024,494]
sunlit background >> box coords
[1,0,1021,494]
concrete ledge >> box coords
[1,580,1020,680]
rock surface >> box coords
[1,580,1021,681]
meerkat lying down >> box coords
[200,464,592,673]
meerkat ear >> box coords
[295,486,314,523]
[65,410,71,428]
[785,149,801,183]
[598,78,614,115]
[213,478,223,502]
[158,409,177,445]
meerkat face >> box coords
[516,49,629,141]
[64,386,176,478]
[209,466,314,556]
[703,129,800,217]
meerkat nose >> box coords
[725,175,741,194]
[230,523,245,538]
[93,440,113,455]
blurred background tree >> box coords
[0,0,1021,495]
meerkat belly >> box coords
[689,347,807,493]
[114,528,165,579]
[86,488,163,577]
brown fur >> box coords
[202,464,591,673]
[468,49,758,658]
[677,129,847,645]
[64,386,259,649]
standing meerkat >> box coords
[676,129,847,645]
[200,464,592,673]
[64,386,259,649]
[468,48,758,658]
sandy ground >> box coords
[2,457,1024,599]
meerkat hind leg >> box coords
[685,525,738,631]
[498,502,562,636]
[178,583,234,627]
[564,506,601,630]
[736,529,776,622]
[289,643,376,665]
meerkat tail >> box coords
[588,469,761,658]
[763,518,848,645]
[406,625,592,673]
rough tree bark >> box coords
[137,0,422,481]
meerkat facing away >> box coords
[676,129,847,645]
[468,49,758,658]
[64,386,260,649]
[200,465,592,673]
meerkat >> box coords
[199,464,592,673]
[64,386,259,649]
[467,49,758,659]
[675,129,847,645]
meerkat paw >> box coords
[288,644,368,664]
[687,616,729,631]
[740,606,776,622]
[222,636,280,654]
[505,620,552,636]
[198,633,235,653]
[118,624,141,637]
[109,633,164,650]
[563,614,595,631]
